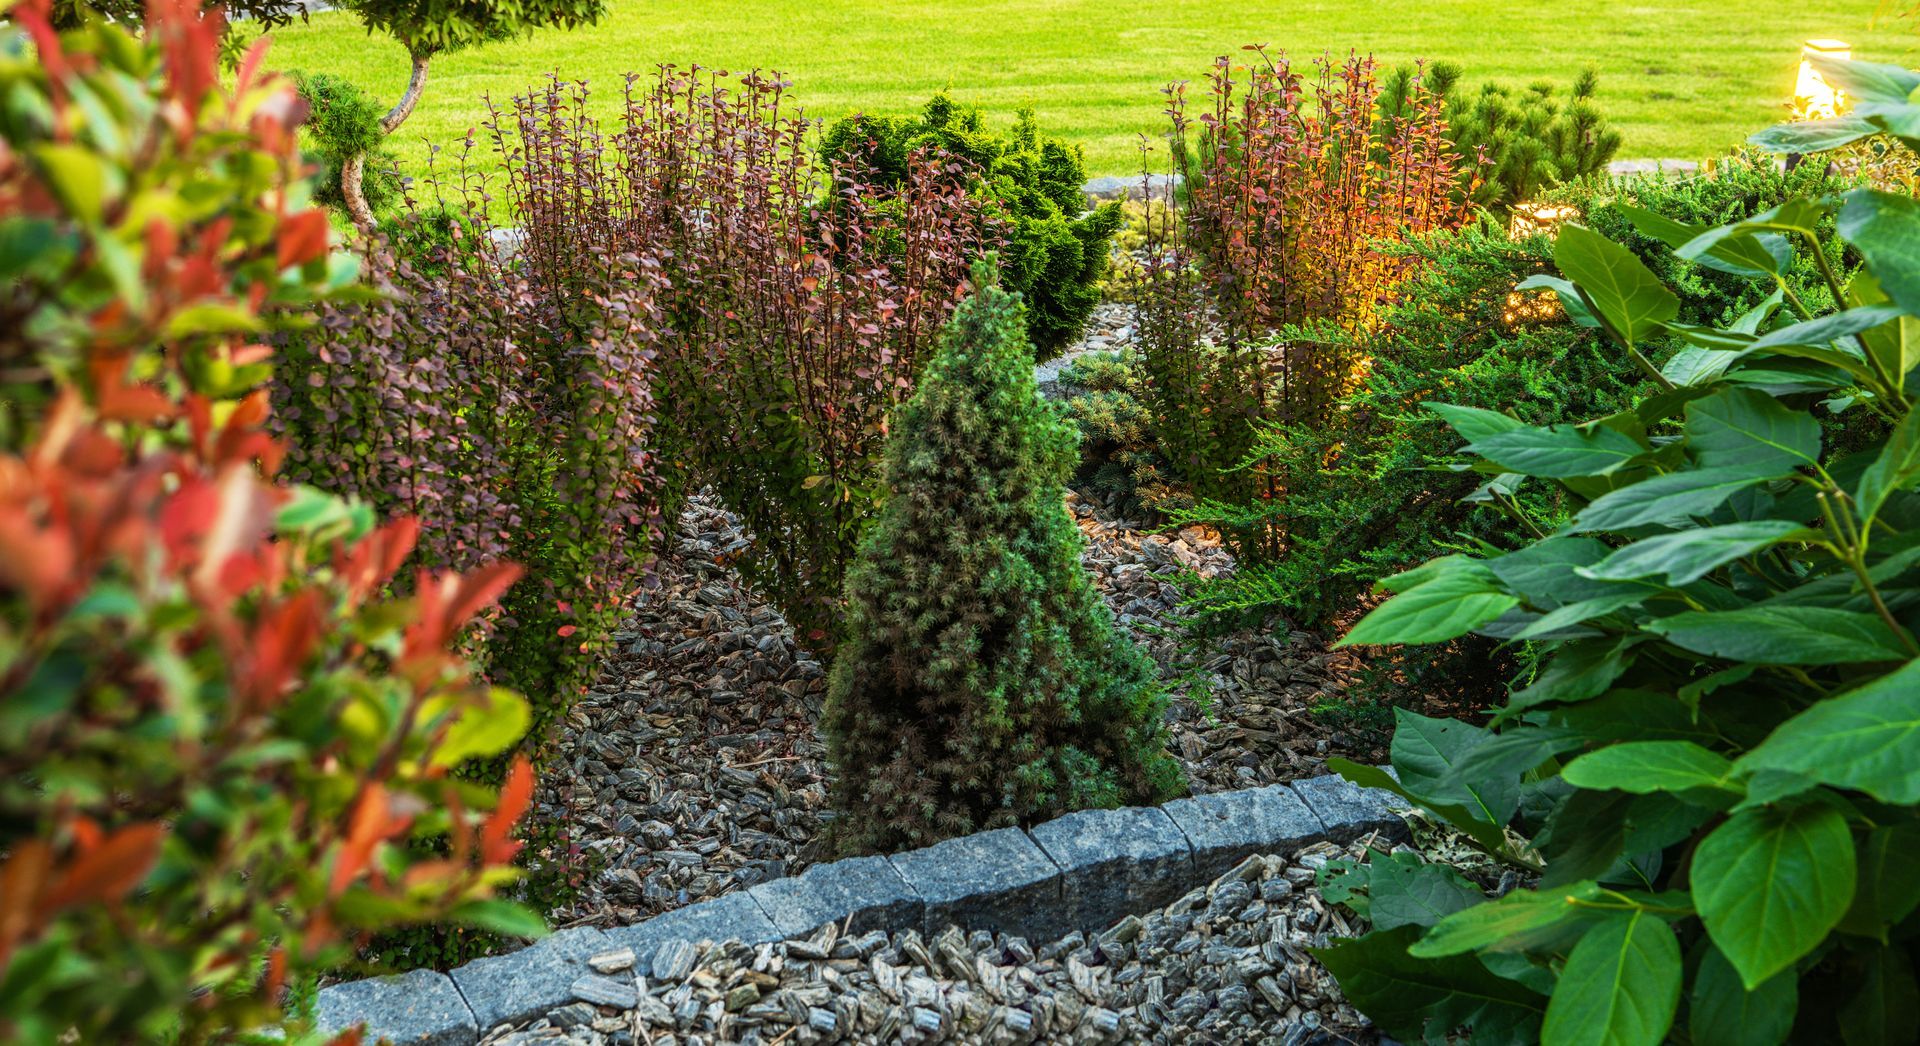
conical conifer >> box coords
[822,260,1184,854]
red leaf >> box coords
[276,210,329,271]
[481,758,533,865]
[43,823,165,910]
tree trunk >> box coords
[343,50,432,231]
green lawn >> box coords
[259,0,1917,177]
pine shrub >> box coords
[822,262,1184,854]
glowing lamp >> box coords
[1794,39,1852,120]
[1507,202,1580,241]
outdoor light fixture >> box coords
[1794,39,1852,120]
[1506,202,1579,241]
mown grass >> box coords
[258,0,1917,177]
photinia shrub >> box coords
[1316,59,1920,1045]
[0,4,539,1039]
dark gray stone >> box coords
[316,968,477,1046]
[1162,784,1324,878]
[1081,172,1183,203]
[603,891,782,965]
[886,827,1064,938]
[447,925,609,1031]
[748,855,923,939]
[1290,772,1408,842]
[1028,806,1194,935]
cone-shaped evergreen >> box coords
[822,260,1184,855]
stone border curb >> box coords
[317,772,1406,1044]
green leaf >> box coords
[450,898,548,939]
[1649,607,1911,665]
[1573,467,1771,532]
[1814,53,1920,108]
[425,687,533,769]
[1356,851,1487,932]
[1553,224,1680,347]
[1426,401,1525,443]
[1691,940,1798,1046]
[1839,945,1920,1046]
[1579,520,1816,587]
[1540,911,1681,1046]
[29,144,112,225]
[1313,927,1545,1044]
[1857,410,1920,527]
[1739,660,1920,802]
[1515,273,1601,327]
[1694,803,1857,989]
[1838,822,1920,940]
[1339,556,1518,648]
[1684,387,1821,476]
[1749,116,1881,154]
[1840,189,1920,316]
[1467,424,1646,479]
[1562,741,1739,797]
[1412,881,1603,958]
[1329,758,1510,858]
[1392,709,1519,828]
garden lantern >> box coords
[1506,202,1579,241]
[1794,39,1852,119]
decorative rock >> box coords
[604,890,782,961]
[1163,784,1323,878]
[587,947,635,974]
[315,968,477,1046]
[748,854,924,938]
[1028,805,1194,936]
[1290,772,1408,842]
[570,973,639,1009]
[447,926,611,1031]
[887,828,1063,938]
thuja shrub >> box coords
[822,262,1183,853]
[1380,64,1621,212]
[1316,70,1920,1044]
[0,4,537,1040]
[495,70,983,648]
[823,96,1121,359]
[1131,50,1470,556]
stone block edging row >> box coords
[316,772,1407,1045]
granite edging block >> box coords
[1290,772,1410,842]
[886,826,1065,938]
[316,967,478,1046]
[1162,783,1325,879]
[446,925,609,1033]
[1027,805,1194,936]
[602,890,783,964]
[748,854,924,939]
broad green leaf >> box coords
[1358,851,1486,932]
[1412,881,1603,958]
[1505,636,1640,713]
[1574,468,1769,532]
[1694,803,1857,989]
[1515,273,1602,327]
[29,144,111,225]
[1392,709,1518,828]
[1330,758,1511,859]
[1553,224,1680,346]
[1662,346,1736,387]
[1487,536,1611,607]
[1649,606,1910,665]
[1838,822,1920,940]
[1813,53,1920,107]
[1839,945,1920,1046]
[1562,741,1738,797]
[1733,198,1831,240]
[1540,911,1681,1046]
[1684,387,1821,475]
[1426,401,1524,443]
[1467,424,1646,479]
[1857,410,1920,528]
[1579,521,1818,586]
[1339,556,1518,647]
[450,898,548,939]
[424,687,533,769]
[1749,304,1901,355]
[1691,940,1798,1046]
[1839,189,1920,316]
[1749,115,1880,154]
[1313,927,1545,1044]
[1617,204,1702,250]
[1675,223,1793,279]
[1739,660,1920,802]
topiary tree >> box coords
[330,0,607,227]
[821,260,1184,854]
[822,97,1121,360]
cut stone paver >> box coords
[1162,784,1324,878]
[447,925,610,1032]
[887,826,1064,938]
[1028,805,1194,935]
[1290,772,1408,842]
[603,890,783,966]
[316,968,478,1046]
[749,854,923,939]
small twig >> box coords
[726,754,805,770]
